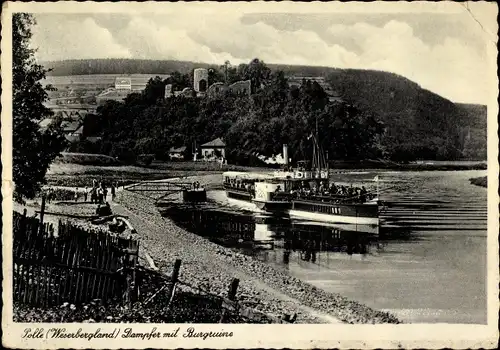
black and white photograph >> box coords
[1,1,498,348]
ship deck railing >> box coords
[272,192,371,204]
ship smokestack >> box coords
[283,144,289,166]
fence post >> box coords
[166,259,181,308]
[39,196,46,234]
[21,208,27,231]
[219,278,239,323]
[40,195,46,223]
[123,239,140,308]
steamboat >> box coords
[223,137,381,226]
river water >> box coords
[164,170,488,324]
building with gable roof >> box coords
[199,137,226,161]
[168,146,187,160]
[60,120,83,142]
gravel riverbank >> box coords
[114,174,400,324]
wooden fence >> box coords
[13,210,139,307]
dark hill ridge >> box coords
[42,58,487,160]
[42,59,340,77]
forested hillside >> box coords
[326,69,485,160]
[46,58,487,161]
[455,103,487,159]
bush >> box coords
[136,154,155,166]
[110,141,136,164]
[42,188,86,202]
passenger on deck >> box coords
[329,183,337,195]
[318,182,325,194]
[360,186,367,203]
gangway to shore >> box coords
[125,180,206,203]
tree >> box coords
[143,76,166,104]
[241,58,272,93]
[208,68,225,86]
[13,13,67,202]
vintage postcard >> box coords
[1,1,498,348]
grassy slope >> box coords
[57,152,122,165]
[47,157,274,187]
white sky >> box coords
[28,2,497,104]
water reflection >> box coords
[163,207,396,265]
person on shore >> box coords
[84,187,88,202]
[111,184,116,200]
[102,202,112,216]
[97,187,103,204]
[74,188,79,202]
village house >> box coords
[60,120,83,143]
[168,146,187,160]
[200,138,226,161]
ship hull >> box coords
[289,200,379,225]
[226,189,253,201]
[252,199,291,211]
[225,191,379,225]
[287,208,379,225]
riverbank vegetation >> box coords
[469,176,487,188]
